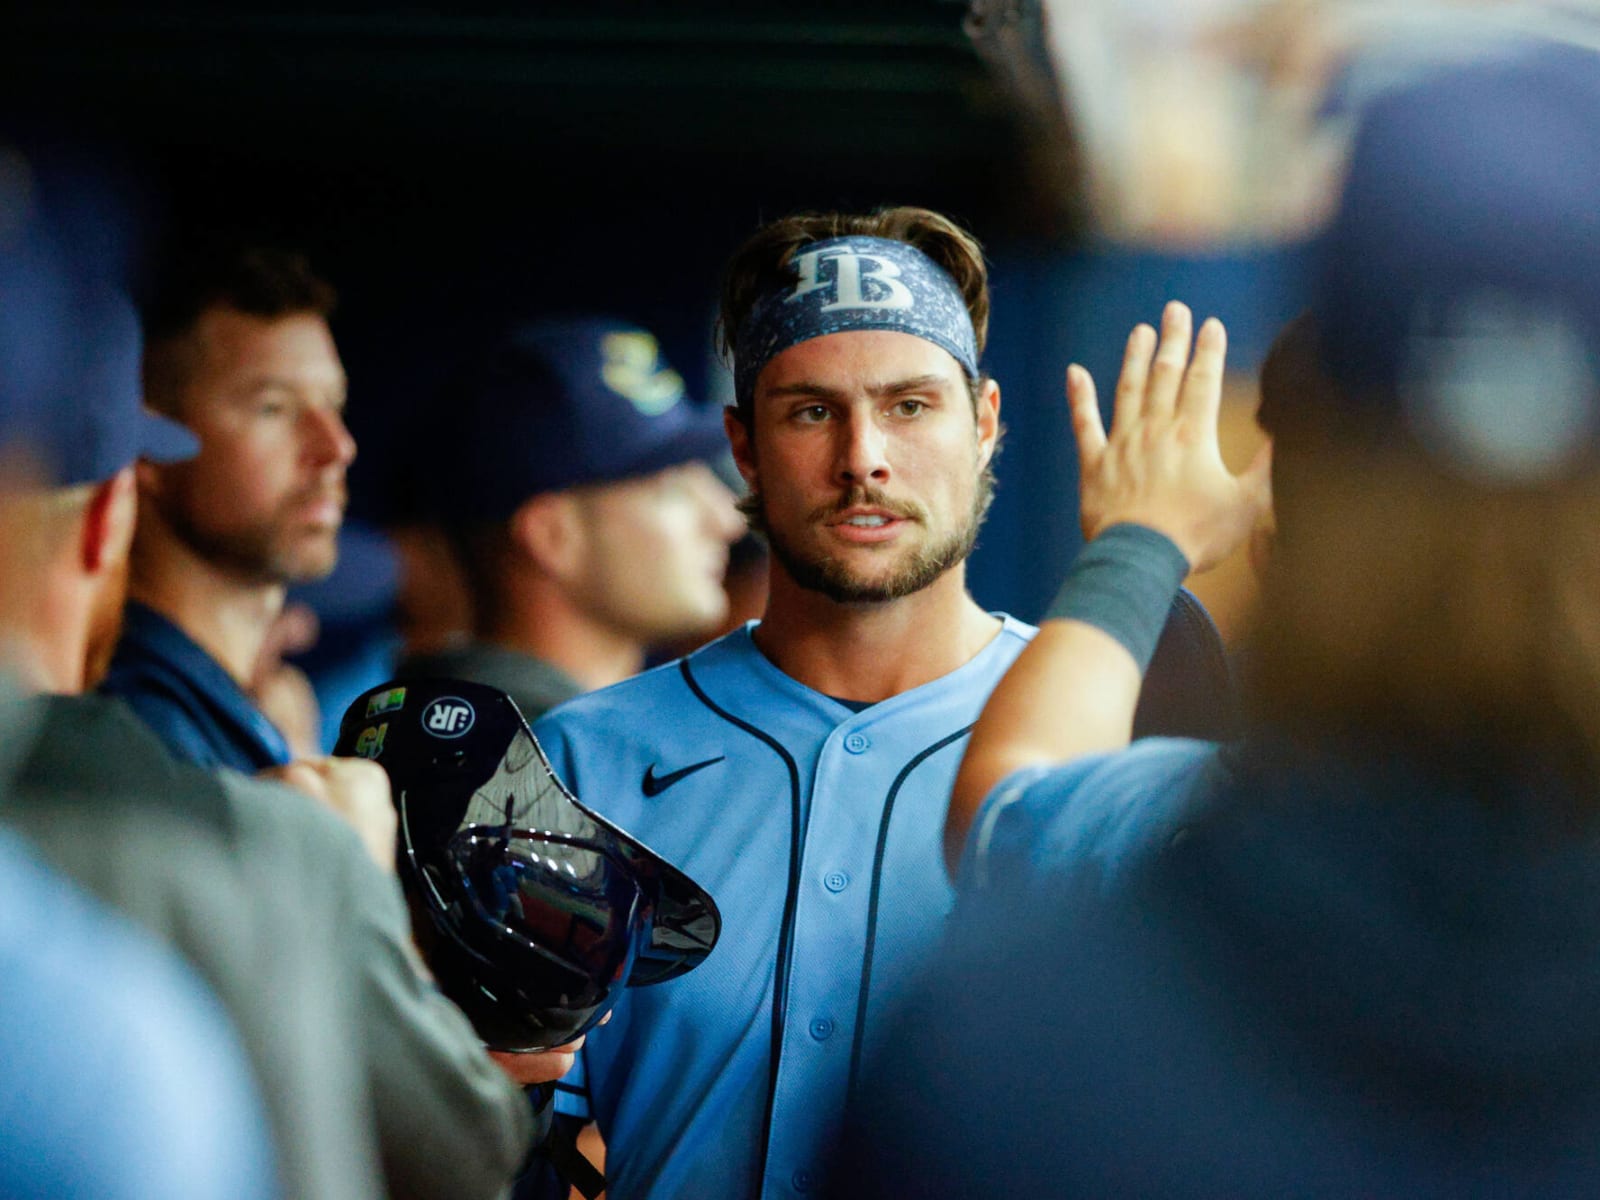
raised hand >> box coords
[1067,301,1271,573]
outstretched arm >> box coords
[945,301,1271,872]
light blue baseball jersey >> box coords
[531,616,1035,1200]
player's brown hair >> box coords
[718,206,991,427]
[141,247,337,418]
[1247,316,1600,794]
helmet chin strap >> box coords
[523,1084,606,1200]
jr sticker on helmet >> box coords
[422,697,476,738]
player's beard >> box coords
[154,485,343,587]
[743,473,994,605]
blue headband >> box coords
[733,235,980,405]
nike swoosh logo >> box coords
[642,756,725,797]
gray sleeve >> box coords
[345,840,537,1200]
[221,770,536,1200]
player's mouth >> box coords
[826,507,909,544]
[297,491,346,528]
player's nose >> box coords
[835,412,890,487]
[304,404,357,469]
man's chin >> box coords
[774,528,978,605]
[284,554,339,586]
[793,560,937,606]
[275,535,341,586]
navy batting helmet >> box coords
[335,678,720,1051]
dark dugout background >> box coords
[0,0,1307,623]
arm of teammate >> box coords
[945,301,1271,871]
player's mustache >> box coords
[809,486,924,524]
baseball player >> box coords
[530,206,1233,1199]
[847,40,1600,1199]
[403,315,743,722]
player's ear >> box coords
[974,378,1001,470]
[510,491,585,581]
[81,467,136,576]
[724,406,758,487]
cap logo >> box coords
[422,696,476,739]
[787,247,915,312]
[600,332,685,416]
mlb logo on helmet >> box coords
[366,686,407,719]
[422,697,475,739]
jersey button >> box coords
[809,1017,834,1041]
[843,732,870,754]
[792,1168,814,1192]
[824,871,849,893]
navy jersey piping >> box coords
[678,658,805,1194]
[845,724,974,1103]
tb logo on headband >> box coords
[787,246,915,313]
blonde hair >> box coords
[1249,376,1600,790]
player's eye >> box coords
[251,390,295,418]
[792,404,832,424]
[892,398,926,417]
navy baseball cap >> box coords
[1302,40,1600,481]
[0,148,198,487]
[435,316,729,526]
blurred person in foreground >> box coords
[0,209,559,1196]
[842,41,1600,1199]
[529,206,1235,1200]
[102,246,354,769]
[0,822,279,1200]
[0,188,277,1189]
[403,316,742,721]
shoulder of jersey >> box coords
[535,645,707,729]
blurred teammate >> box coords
[531,207,1231,1199]
[102,247,354,768]
[846,41,1600,1199]
[404,316,742,720]
[0,210,550,1197]
[0,190,279,1189]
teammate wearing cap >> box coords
[401,316,742,722]
[0,191,551,1197]
[100,247,355,770]
[529,207,1231,1199]
[845,41,1600,1198]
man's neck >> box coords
[128,537,284,686]
[481,583,644,695]
[6,633,84,696]
[752,564,1002,702]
